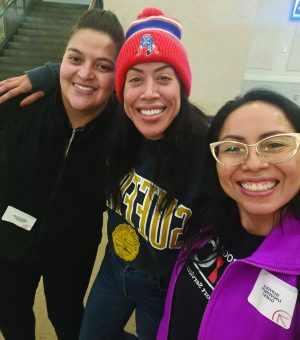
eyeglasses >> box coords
[210,133,300,167]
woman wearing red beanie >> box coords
[79,8,207,339]
[0,8,208,339]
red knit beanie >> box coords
[115,8,192,102]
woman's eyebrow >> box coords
[65,47,115,65]
[220,130,287,141]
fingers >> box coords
[0,75,33,104]
[0,75,32,93]
[0,77,21,94]
[0,87,24,104]
[20,91,45,107]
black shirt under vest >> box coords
[168,224,265,340]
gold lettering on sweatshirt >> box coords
[108,169,192,250]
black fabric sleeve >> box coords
[25,62,60,94]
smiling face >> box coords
[216,101,300,235]
[123,62,181,139]
[60,29,118,127]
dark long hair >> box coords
[182,88,300,258]
[106,89,209,211]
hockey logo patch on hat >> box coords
[136,34,159,56]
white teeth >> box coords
[241,182,276,192]
[74,83,94,92]
[140,108,163,116]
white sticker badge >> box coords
[2,206,37,231]
[248,269,298,329]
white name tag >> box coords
[2,206,37,231]
[248,269,298,329]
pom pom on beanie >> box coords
[115,8,192,102]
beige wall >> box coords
[48,0,300,111]
[242,0,300,106]
[105,0,259,114]
[107,0,300,112]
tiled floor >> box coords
[0,214,136,340]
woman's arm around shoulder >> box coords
[0,62,60,106]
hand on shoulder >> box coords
[0,75,44,107]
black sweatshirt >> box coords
[0,88,115,262]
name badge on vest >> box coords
[2,206,37,231]
[248,269,298,329]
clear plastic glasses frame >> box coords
[210,133,300,167]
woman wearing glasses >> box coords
[157,88,300,340]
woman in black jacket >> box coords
[0,9,124,340]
